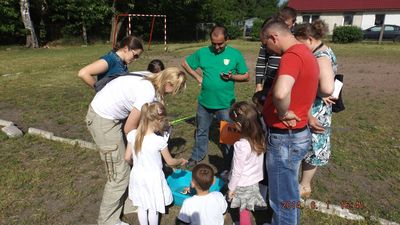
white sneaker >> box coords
[116,220,130,225]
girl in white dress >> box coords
[125,101,187,225]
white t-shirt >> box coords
[178,192,227,225]
[91,76,156,120]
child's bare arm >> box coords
[161,147,188,167]
[124,142,133,166]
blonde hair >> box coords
[145,67,186,103]
[134,102,168,155]
[229,101,266,155]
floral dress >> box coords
[304,48,338,166]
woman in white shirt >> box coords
[85,67,186,225]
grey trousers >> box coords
[86,106,131,225]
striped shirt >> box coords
[255,45,281,94]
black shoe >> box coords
[186,158,197,169]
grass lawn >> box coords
[0,40,399,224]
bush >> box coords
[226,24,242,40]
[332,26,363,43]
[251,18,264,40]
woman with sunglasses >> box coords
[78,35,143,89]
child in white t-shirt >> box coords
[177,163,227,225]
[124,102,187,225]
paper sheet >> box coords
[332,79,343,99]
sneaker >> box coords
[116,220,130,225]
[186,158,197,169]
[220,170,230,182]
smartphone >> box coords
[221,73,230,78]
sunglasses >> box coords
[131,49,140,60]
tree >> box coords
[19,0,39,48]
[0,0,24,44]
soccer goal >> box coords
[112,13,167,51]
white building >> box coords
[288,0,400,33]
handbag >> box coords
[332,74,345,113]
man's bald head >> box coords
[210,25,228,40]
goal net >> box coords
[112,13,167,51]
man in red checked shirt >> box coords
[260,19,319,225]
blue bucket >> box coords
[166,169,225,206]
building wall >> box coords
[297,11,400,33]
[361,12,400,29]
[319,14,344,34]
[353,14,363,27]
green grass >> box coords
[1,40,399,224]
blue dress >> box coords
[304,48,337,166]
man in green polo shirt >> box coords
[181,25,249,168]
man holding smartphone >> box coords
[181,25,249,170]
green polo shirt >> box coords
[186,45,248,109]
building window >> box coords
[375,14,385,25]
[343,14,354,25]
[302,14,320,23]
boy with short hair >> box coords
[177,163,227,225]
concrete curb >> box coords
[0,119,14,127]
[27,127,97,150]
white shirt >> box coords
[228,138,264,191]
[91,76,156,120]
[178,192,227,225]
[126,130,168,170]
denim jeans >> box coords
[266,128,311,225]
[191,103,232,165]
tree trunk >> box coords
[82,23,88,45]
[109,0,117,42]
[20,0,39,48]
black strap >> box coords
[94,72,146,93]
[312,42,324,53]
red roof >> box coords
[288,0,400,13]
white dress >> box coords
[127,130,173,214]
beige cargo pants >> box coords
[86,106,131,225]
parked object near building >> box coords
[363,25,400,42]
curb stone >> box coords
[1,125,23,138]
[0,119,13,127]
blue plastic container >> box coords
[166,169,225,206]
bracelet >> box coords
[278,111,289,120]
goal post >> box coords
[112,13,167,51]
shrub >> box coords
[332,26,363,43]
[251,18,264,40]
[226,24,242,40]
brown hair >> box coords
[113,36,144,51]
[229,101,266,155]
[192,163,215,191]
[147,59,165,73]
[145,67,186,103]
[294,19,329,40]
[134,102,168,154]
[278,6,297,22]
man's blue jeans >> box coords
[266,128,311,225]
[191,103,231,163]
